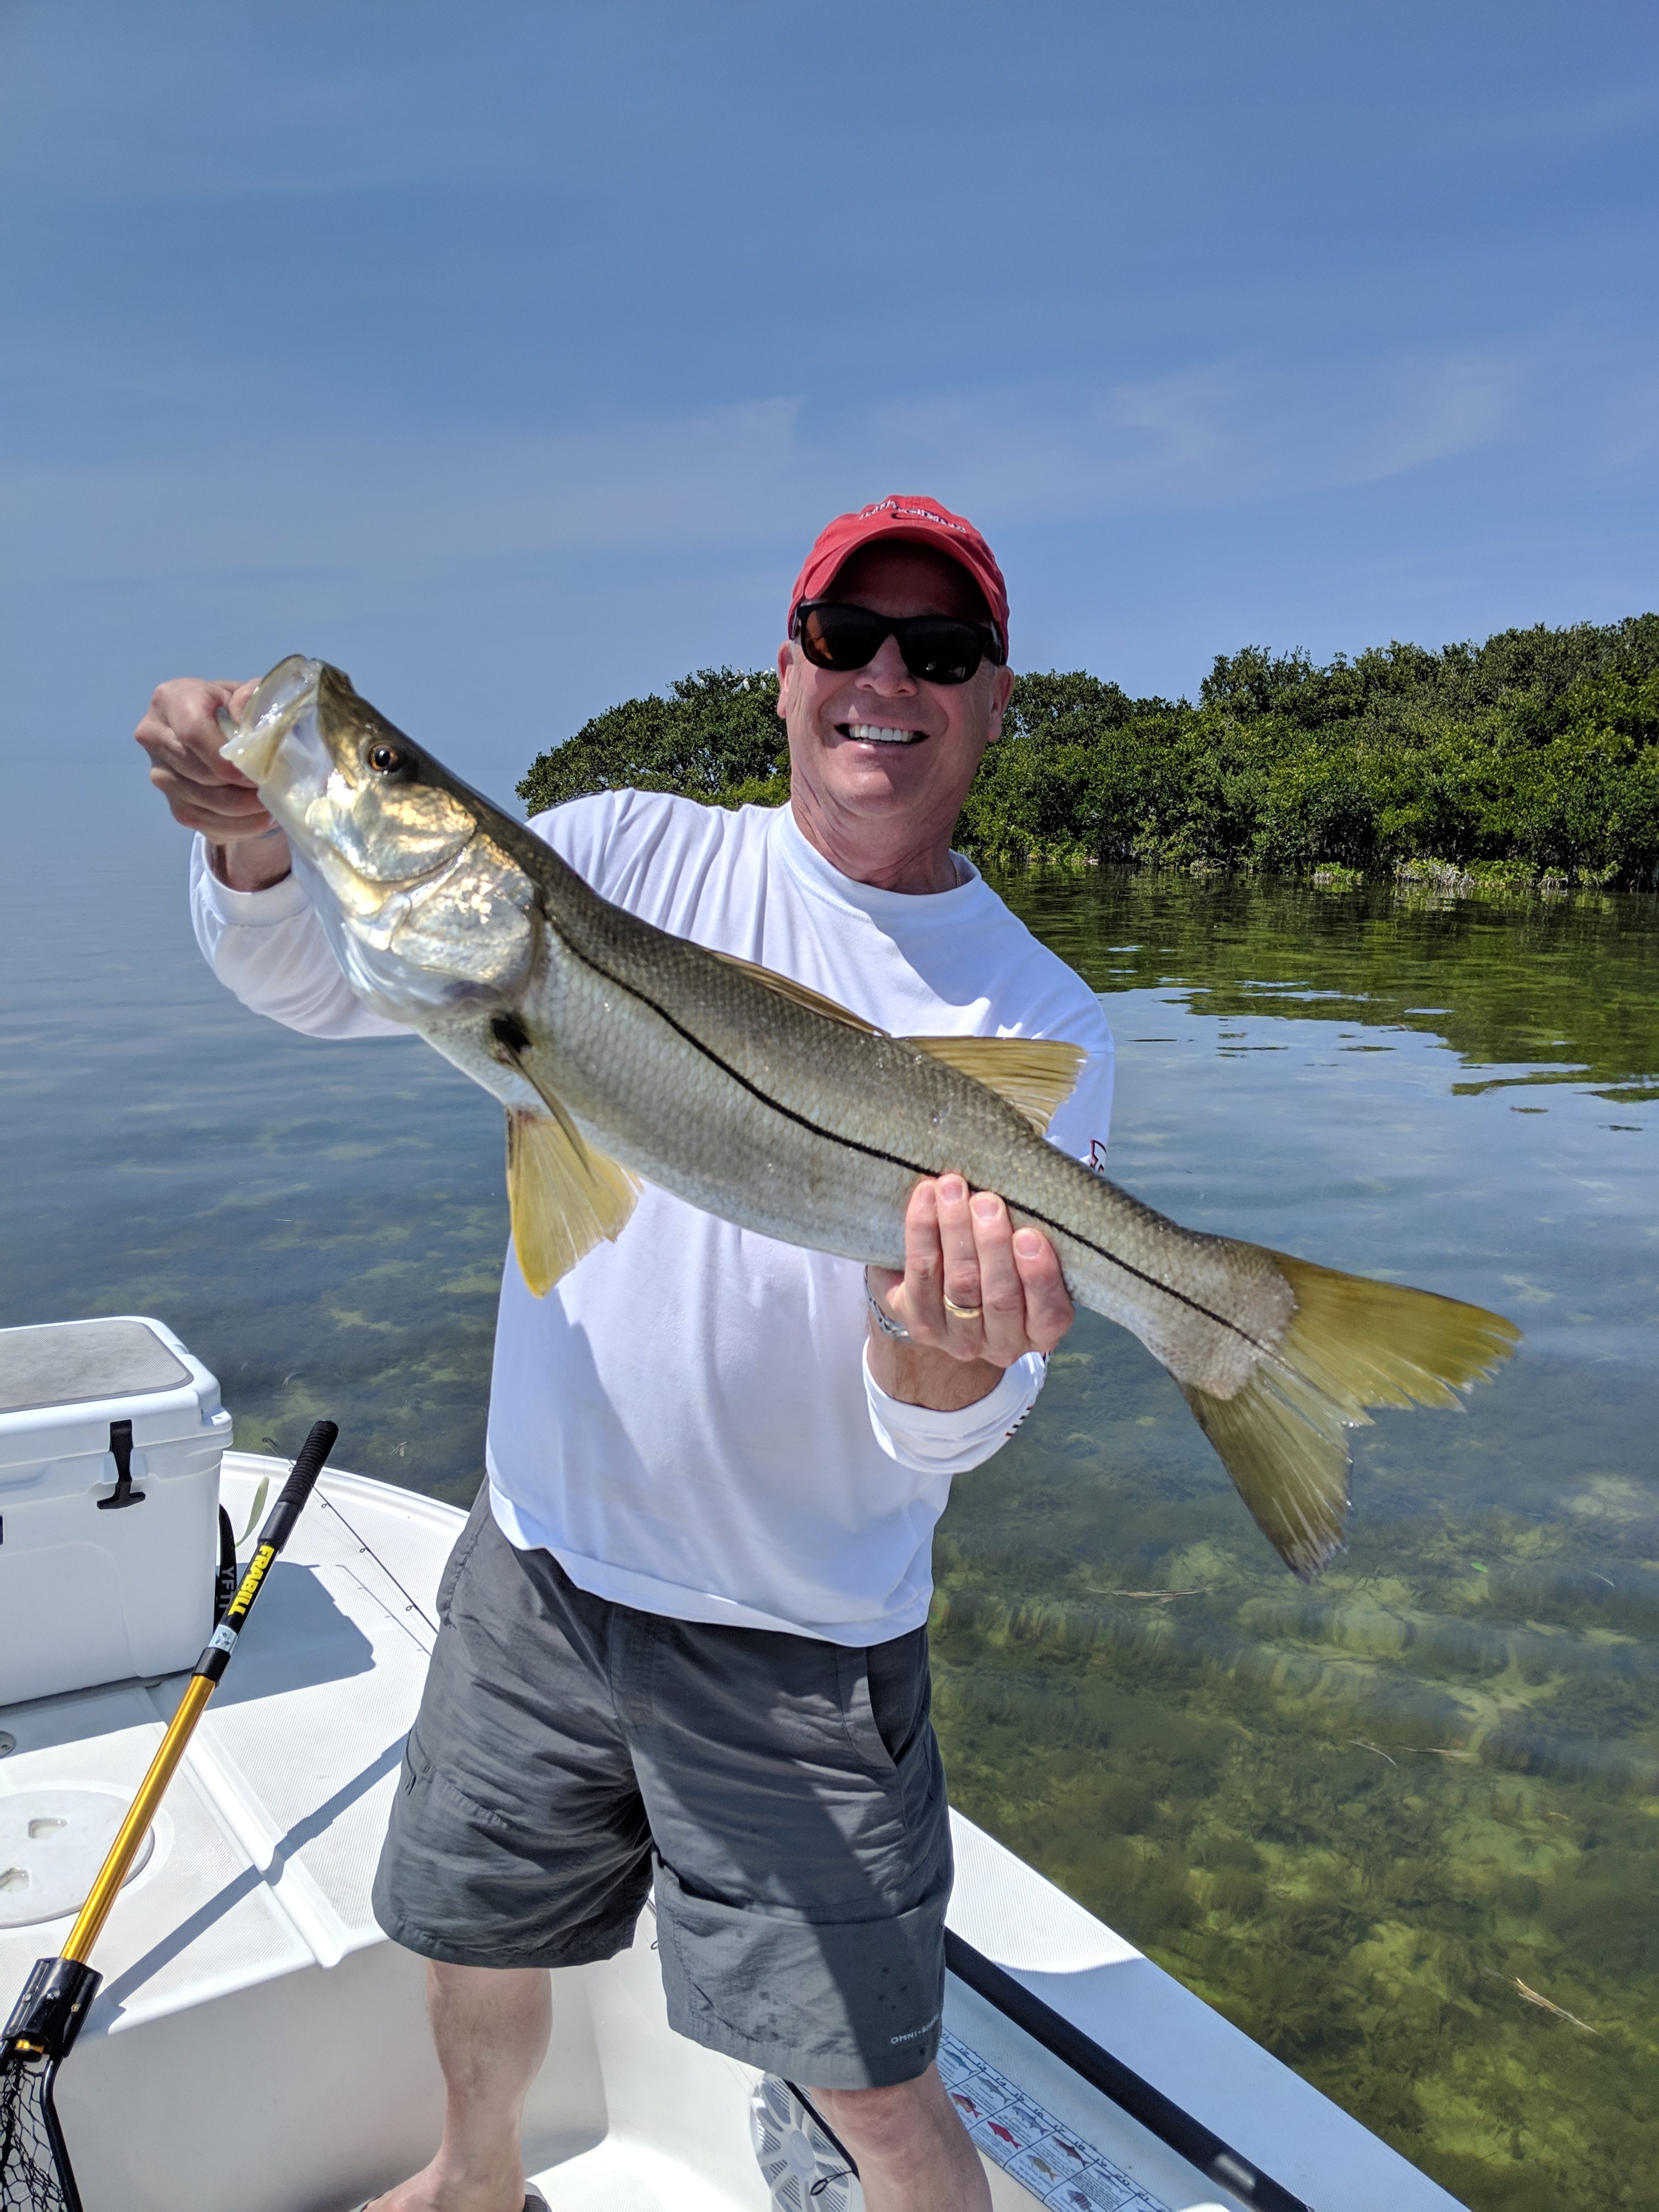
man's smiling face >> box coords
[776,541,1014,890]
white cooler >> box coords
[0,1317,233,1706]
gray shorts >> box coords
[372,1491,952,2089]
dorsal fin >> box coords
[708,949,886,1034]
[707,948,1084,1133]
[902,1035,1086,1133]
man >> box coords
[137,494,1115,2212]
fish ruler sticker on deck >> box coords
[938,2030,1169,2212]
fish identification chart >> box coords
[938,2030,1170,2210]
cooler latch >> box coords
[95,1419,147,1511]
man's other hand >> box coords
[136,677,292,890]
[865,1174,1075,1410]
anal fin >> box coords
[505,1108,641,1295]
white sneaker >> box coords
[749,2076,864,2211]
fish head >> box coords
[221,656,478,890]
[219,656,539,1026]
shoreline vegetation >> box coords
[518,613,1659,895]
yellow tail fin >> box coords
[1184,1255,1521,1580]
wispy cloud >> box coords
[0,327,1647,603]
[854,347,1519,517]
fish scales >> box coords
[220,656,1521,1579]
[536,874,1288,1387]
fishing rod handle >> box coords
[258,1419,339,1554]
[195,1420,340,1683]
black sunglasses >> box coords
[793,599,1006,686]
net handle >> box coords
[57,1421,338,1967]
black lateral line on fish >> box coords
[555,939,1274,1356]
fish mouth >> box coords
[218,654,323,786]
[838,720,927,746]
[219,657,344,881]
[221,656,477,896]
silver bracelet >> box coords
[865,1281,911,1341]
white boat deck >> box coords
[0,1457,1463,2211]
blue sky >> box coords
[3,0,1656,812]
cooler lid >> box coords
[0,1319,193,1417]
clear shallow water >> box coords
[1,842,506,1507]
[3,845,1656,2209]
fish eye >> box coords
[366,742,403,774]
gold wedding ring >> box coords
[943,1296,984,1322]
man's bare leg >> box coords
[368,1962,551,2212]
[811,2068,992,2212]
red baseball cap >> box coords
[787,494,1009,660]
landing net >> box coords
[0,2050,77,2212]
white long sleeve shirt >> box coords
[191,792,1114,1644]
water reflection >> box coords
[933,870,1659,2210]
[2,857,1656,2207]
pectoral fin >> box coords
[903,1035,1086,1133]
[505,1108,641,1295]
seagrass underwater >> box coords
[3,809,1648,2208]
[218,656,1520,1580]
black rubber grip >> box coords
[944,1928,1316,2212]
[2,1956,103,2064]
[257,1420,339,1554]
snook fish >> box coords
[221,656,1520,1579]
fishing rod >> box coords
[0,1420,339,2212]
[259,1432,438,1642]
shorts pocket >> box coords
[436,1485,492,1621]
[398,1722,431,1796]
[392,1718,508,1830]
[835,1629,931,1778]
[834,1647,899,1776]
[653,1853,948,2090]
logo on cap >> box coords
[855,498,970,537]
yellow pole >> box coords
[4,1423,334,2097]
[59,1674,215,1965]
[60,1537,278,1965]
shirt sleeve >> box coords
[188,837,404,1040]
[862,1345,1047,1476]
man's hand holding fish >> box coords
[137,675,289,887]
[137,494,1515,2212]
